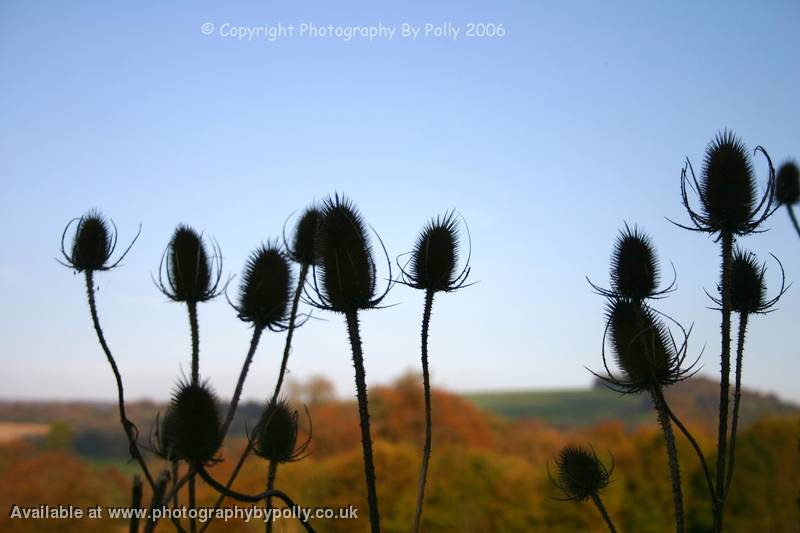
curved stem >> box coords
[714,230,734,531]
[265,460,278,533]
[188,301,200,385]
[200,264,310,533]
[346,311,381,533]
[196,467,315,533]
[220,326,265,439]
[724,313,749,498]
[412,290,435,533]
[84,270,155,489]
[144,471,171,533]
[787,205,800,238]
[651,387,685,533]
[590,493,617,533]
[663,400,716,506]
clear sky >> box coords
[1,1,798,403]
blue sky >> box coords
[1,1,798,403]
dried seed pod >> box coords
[775,161,799,206]
[158,225,223,303]
[551,445,613,502]
[287,207,322,266]
[164,381,223,464]
[234,243,292,330]
[252,399,310,463]
[60,209,139,272]
[610,224,660,300]
[708,248,787,316]
[404,211,470,293]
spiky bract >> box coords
[311,194,387,313]
[251,399,310,463]
[288,207,322,265]
[234,244,292,330]
[775,161,799,206]
[551,445,613,502]
[158,225,222,303]
[404,211,471,293]
[60,210,138,272]
[162,381,223,464]
[675,130,775,236]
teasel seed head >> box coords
[591,299,697,394]
[549,444,613,502]
[157,225,223,303]
[708,248,788,315]
[401,211,471,293]
[673,130,776,237]
[775,161,799,206]
[308,194,390,313]
[161,380,223,464]
[233,243,292,330]
[287,207,322,266]
[59,209,140,272]
[251,399,311,463]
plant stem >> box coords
[714,230,734,531]
[265,460,278,533]
[220,326,265,439]
[590,493,617,533]
[144,471,171,533]
[787,205,800,238]
[188,473,197,533]
[724,312,749,498]
[188,301,200,385]
[345,311,381,533]
[130,475,143,533]
[652,387,685,533]
[84,270,155,488]
[200,264,309,533]
[664,401,716,508]
[412,290,435,533]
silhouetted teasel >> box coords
[157,225,223,304]
[251,399,311,463]
[672,131,777,531]
[775,160,800,238]
[232,243,293,331]
[549,445,616,532]
[306,194,390,533]
[396,211,472,533]
[59,209,140,272]
[588,223,674,301]
[157,380,223,465]
[707,248,788,500]
[286,206,323,266]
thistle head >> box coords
[251,399,311,463]
[233,243,292,330]
[402,211,471,293]
[550,445,613,502]
[59,210,139,272]
[157,380,223,464]
[287,207,322,266]
[309,194,390,313]
[675,130,775,236]
[709,248,787,315]
[157,225,223,303]
[596,299,694,393]
[775,160,799,206]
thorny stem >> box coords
[84,270,155,489]
[144,471,171,533]
[265,460,278,533]
[714,230,734,531]
[196,467,315,533]
[590,493,618,533]
[663,400,716,509]
[787,205,800,239]
[220,326,265,440]
[412,290,435,533]
[130,475,143,533]
[724,313,749,498]
[652,387,685,533]
[200,264,310,533]
[188,476,197,533]
[188,302,200,385]
[171,461,180,511]
[346,311,381,533]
